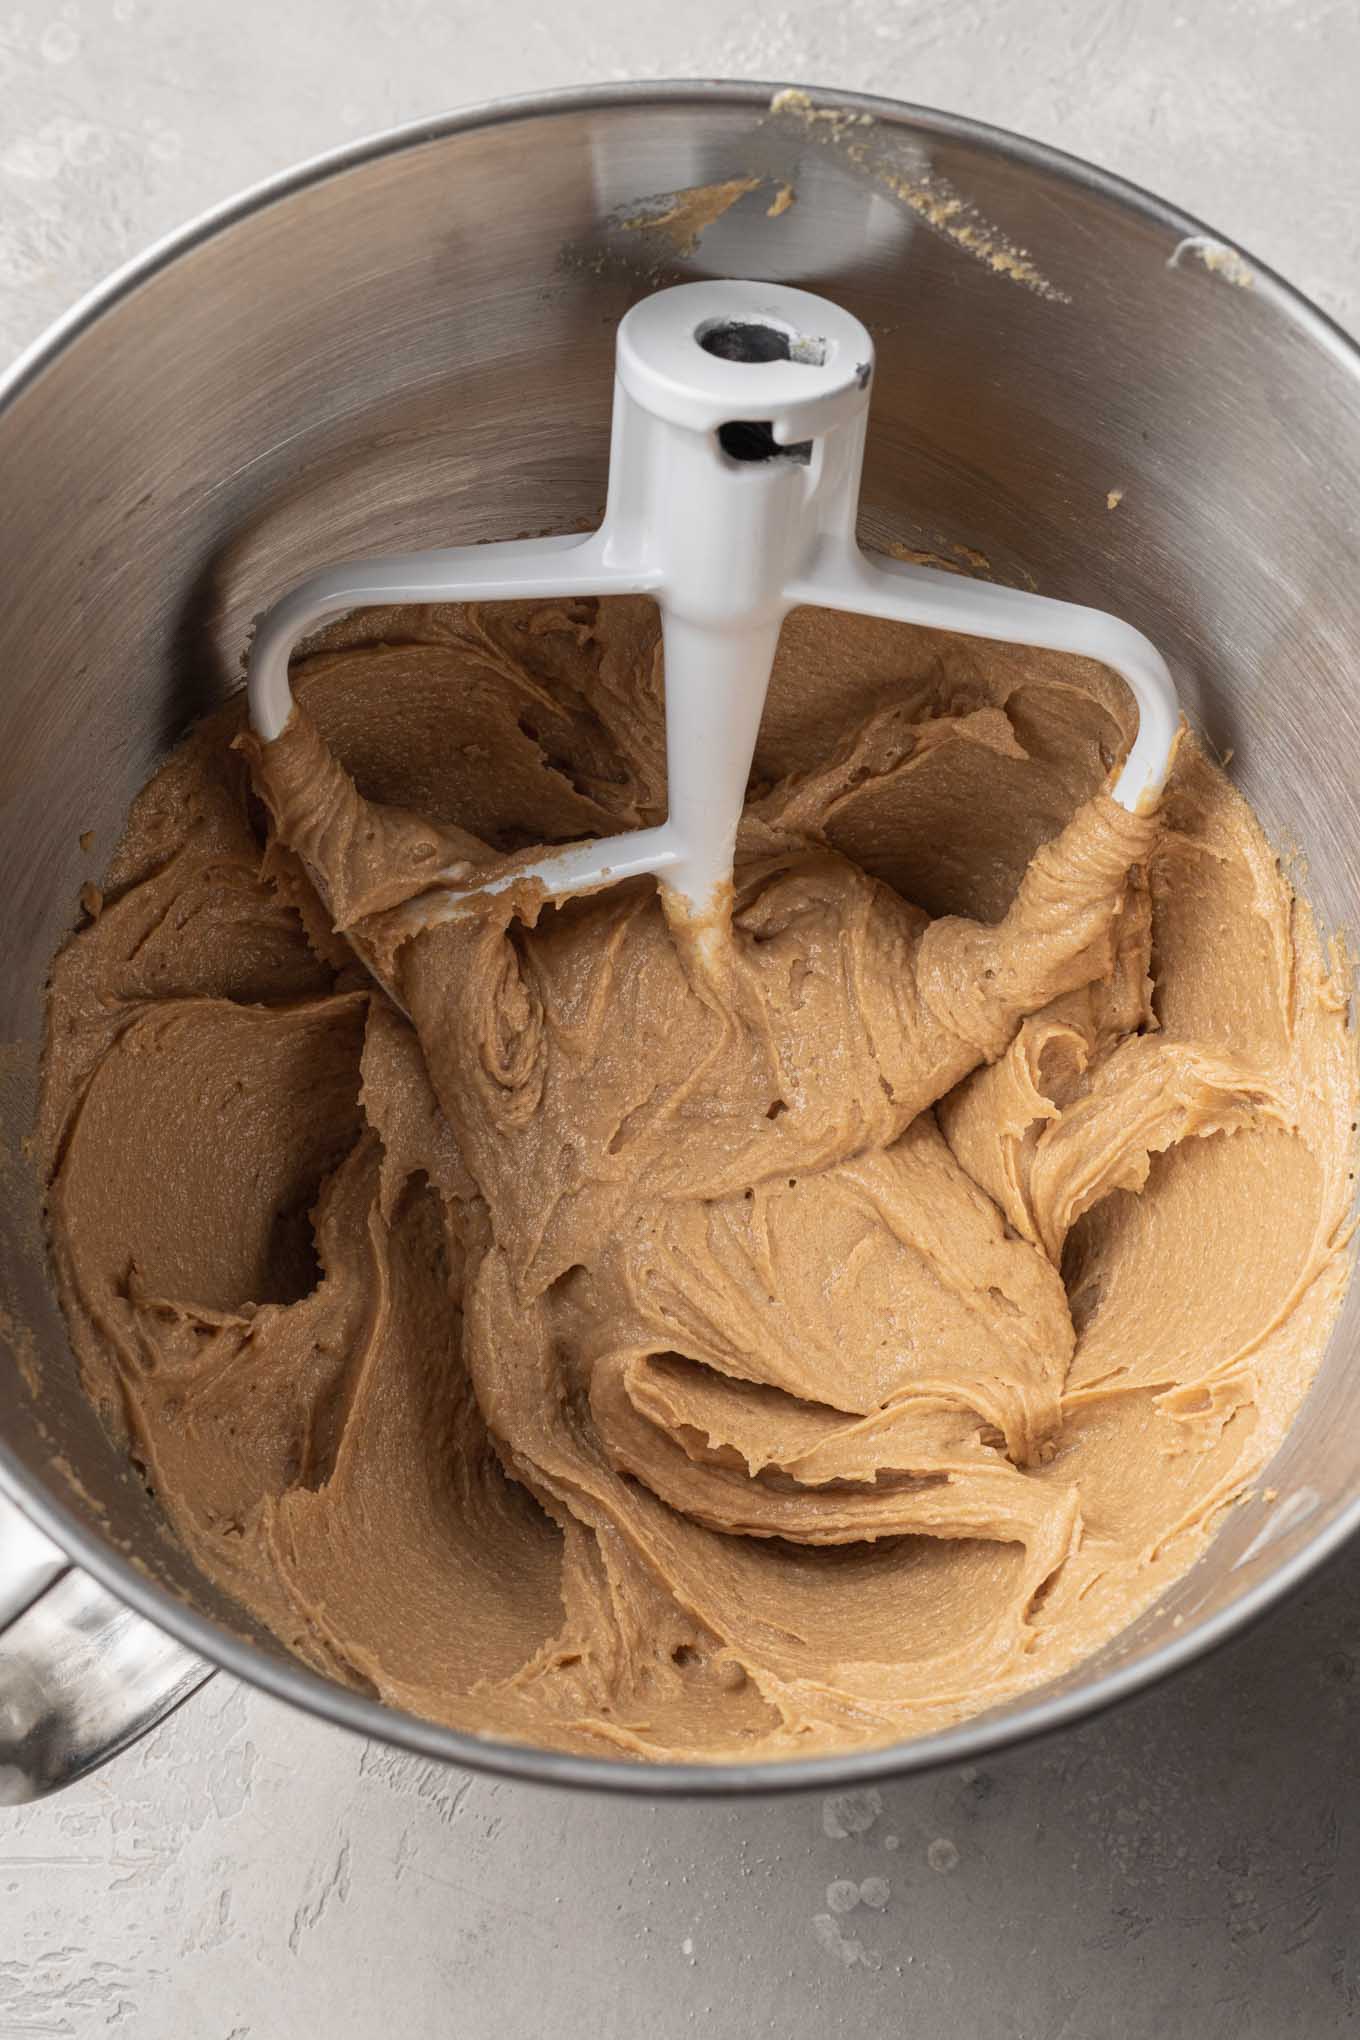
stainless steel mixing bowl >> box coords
[3,82,1359,1801]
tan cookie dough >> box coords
[38,596,1356,1760]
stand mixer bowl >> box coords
[2,81,1359,1798]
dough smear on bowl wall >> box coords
[37,586,1356,1761]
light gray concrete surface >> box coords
[3,3,1360,2036]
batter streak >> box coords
[38,597,1356,1758]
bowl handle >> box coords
[0,1487,212,1802]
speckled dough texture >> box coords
[39,597,1356,1761]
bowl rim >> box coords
[4,75,1359,1799]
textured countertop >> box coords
[4,4,1360,2035]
